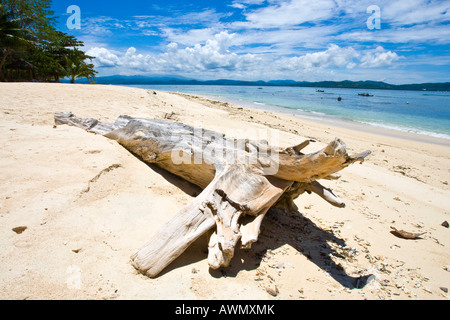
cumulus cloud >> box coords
[272,44,401,77]
[86,47,122,67]
[87,31,259,75]
[157,31,260,73]
[72,0,446,83]
[85,32,401,80]
[121,47,151,71]
[360,46,401,67]
[277,44,360,71]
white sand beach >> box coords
[0,82,449,300]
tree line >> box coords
[0,0,96,83]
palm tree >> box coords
[66,59,97,83]
[0,11,32,80]
[0,2,97,82]
[65,49,97,83]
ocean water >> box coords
[126,84,450,140]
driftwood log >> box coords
[54,112,370,277]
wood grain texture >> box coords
[55,112,371,277]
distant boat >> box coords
[358,93,373,97]
[316,89,324,92]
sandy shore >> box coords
[0,82,449,300]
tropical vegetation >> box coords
[0,0,96,82]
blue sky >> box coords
[51,0,450,84]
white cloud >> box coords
[317,0,450,26]
[230,0,267,9]
[228,0,450,46]
[122,47,153,71]
[381,0,450,25]
[157,31,259,73]
[267,44,402,79]
[87,32,260,76]
[337,24,450,44]
[131,8,226,32]
[72,0,448,83]
[178,9,226,26]
[233,25,343,54]
[82,16,123,36]
[86,47,122,68]
[360,46,401,68]
[86,35,403,82]
[235,0,336,28]
[161,27,220,47]
[277,44,360,71]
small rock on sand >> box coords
[12,226,27,234]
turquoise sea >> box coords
[126,85,450,141]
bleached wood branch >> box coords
[55,112,370,277]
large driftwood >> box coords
[54,112,370,277]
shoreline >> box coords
[170,88,450,190]
[167,90,450,147]
[0,82,449,300]
[123,83,450,145]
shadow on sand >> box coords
[142,160,372,289]
[209,208,373,289]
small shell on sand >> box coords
[390,226,426,239]
[266,285,279,297]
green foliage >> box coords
[0,11,30,48]
[0,0,97,82]
[2,0,56,37]
[65,48,97,83]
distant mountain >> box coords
[69,75,450,91]
[287,80,450,91]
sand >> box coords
[0,82,449,300]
